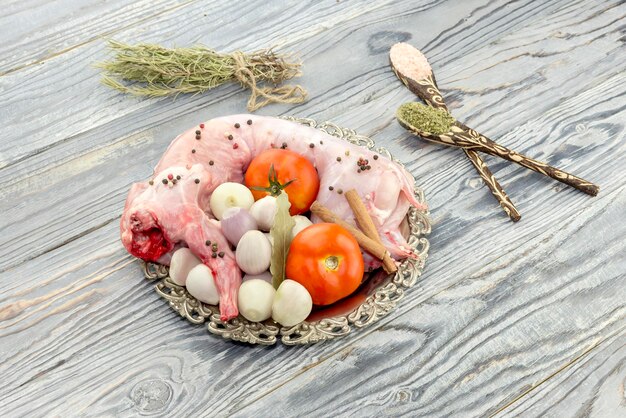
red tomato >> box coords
[244,149,319,215]
[286,223,364,305]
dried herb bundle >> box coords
[97,40,307,111]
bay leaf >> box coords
[270,191,296,289]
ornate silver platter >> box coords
[141,117,431,345]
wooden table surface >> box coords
[1,1,625,416]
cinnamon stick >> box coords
[310,201,397,273]
[344,190,397,273]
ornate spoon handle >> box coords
[391,64,521,221]
[460,150,521,220]
[466,128,599,196]
[404,122,599,196]
[390,67,447,110]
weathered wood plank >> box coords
[230,185,626,417]
[0,0,624,417]
[0,0,440,167]
[500,333,626,417]
[2,0,622,271]
[0,0,195,74]
[0,0,490,269]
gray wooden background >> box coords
[1,0,624,417]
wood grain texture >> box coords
[0,0,624,417]
[0,0,196,74]
[500,333,626,417]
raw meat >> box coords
[121,115,425,320]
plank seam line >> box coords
[488,334,609,417]
[0,87,243,175]
[0,217,120,274]
[0,0,197,77]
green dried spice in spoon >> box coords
[96,40,307,111]
[396,102,455,134]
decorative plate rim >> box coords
[140,117,431,345]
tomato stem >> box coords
[249,164,297,197]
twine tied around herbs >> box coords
[230,50,307,111]
[97,41,308,112]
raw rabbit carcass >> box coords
[121,115,425,321]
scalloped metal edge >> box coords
[140,117,431,346]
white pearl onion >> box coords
[169,248,201,286]
[186,264,220,305]
[235,231,271,275]
[238,279,275,322]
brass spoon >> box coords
[397,104,600,196]
[390,42,521,221]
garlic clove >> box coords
[186,264,220,305]
[169,248,201,286]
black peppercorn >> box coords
[209,160,214,166]
[234,123,240,128]
[247,119,252,125]
[205,240,211,246]
[195,179,200,184]
[162,179,168,184]
[218,251,225,258]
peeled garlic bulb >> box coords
[243,271,272,283]
[221,207,258,246]
[169,248,201,286]
[186,264,219,305]
[236,230,271,275]
[249,196,278,231]
[272,280,313,327]
[210,182,254,220]
[291,215,313,240]
[238,279,276,322]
